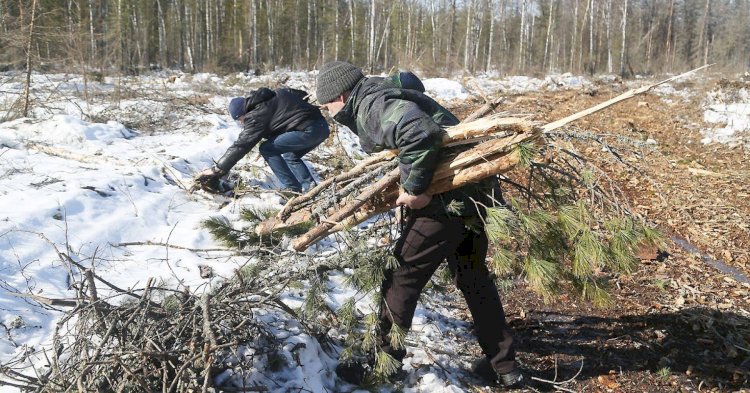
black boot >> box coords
[497,368,525,388]
[471,357,526,388]
[336,360,372,386]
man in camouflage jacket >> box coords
[316,61,524,388]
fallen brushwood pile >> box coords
[0,251,356,392]
[256,65,711,251]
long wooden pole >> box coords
[541,64,712,133]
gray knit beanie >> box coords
[316,61,364,104]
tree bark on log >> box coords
[463,97,505,123]
[290,169,400,250]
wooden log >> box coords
[277,117,530,221]
[290,168,400,250]
[443,116,534,147]
[259,131,535,237]
[277,150,397,220]
[290,135,539,251]
[463,97,506,123]
[444,132,536,170]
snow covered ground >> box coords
[700,83,750,147]
[0,68,736,392]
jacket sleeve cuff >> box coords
[212,165,227,175]
[402,180,428,196]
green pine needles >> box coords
[327,229,411,383]
[486,203,665,306]
[202,207,314,249]
[485,138,666,306]
[475,129,670,306]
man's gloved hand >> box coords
[194,166,228,193]
[195,166,226,182]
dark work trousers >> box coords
[378,213,516,374]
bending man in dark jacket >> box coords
[197,88,329,193]
[316,61,523,388]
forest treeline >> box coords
[1,0,748,77]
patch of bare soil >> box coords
[450,76,750,392]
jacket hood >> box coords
[245,88,276,112]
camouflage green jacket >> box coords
[334,74,497,217]
[333,74,458,195]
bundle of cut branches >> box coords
[256,116,539,251]
[255,65,710,252]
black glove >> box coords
[196,166,224,180]
[194,166,228,193]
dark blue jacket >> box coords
[216,88,324,171]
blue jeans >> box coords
[259,118,330,192]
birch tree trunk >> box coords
[543,0,555,71]
[665,0,675,72]
[252,0,258,66]
[349,0,355,61]
[528,12,535,69]
[619,0,628,75]
[578,0,590,72]
[306,0,311,68]
[697,0,710,66]
[646,4,653,70]
[588,0,594,73]
[22,0,38,117]
[407,3,414,61]
[157,0,166,66]
[88,0,96,63]
[430,2,437,65]
[66,0,74,36]
[205,0,211,62]
[501,0,509,68]
[383,15,389,68]
[130,2,142,67]
[606,0,612,73]
[368,0,376,72]
[185,2,195,70]
[464,0,472,70]
[266,0,275,63]
[570,0,579,70]
[519,0,527,71]
[375,3,393,67]
[473,2,484,72]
